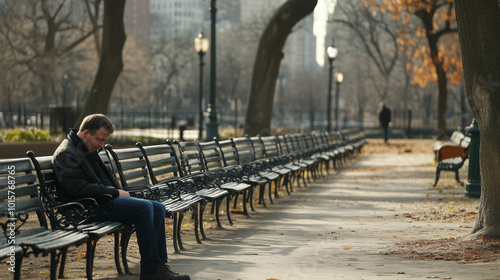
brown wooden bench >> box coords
[434,131,469,162]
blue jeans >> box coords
[103,197,167,273]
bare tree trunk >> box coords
[427,32,448,140]
[244,0,317,136]
[75,0,126,127]
[415,2,457,140]
[455,0,500,239]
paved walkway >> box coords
[9,151,494,280]
[161,152,494,280]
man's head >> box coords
[77,114,115,152]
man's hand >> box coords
[118,189,131,197]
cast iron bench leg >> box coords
[226,195,233,226]
[58,250,67,279]
[199,201,209,239]
[177,212,186,251]
[121,225,135,275]
[193,204,202,245]
[86,239,98,280]
[113,231,124,275]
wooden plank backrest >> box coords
[176,140,205,175]
[216,139,239,167]
[105,145,150,189]
[0,157,48,229]
[26,154,61,208]
[198,141,224,171]
[259,136,280,158]
[277,135,291,155]
[288,134,303,153]
[231,136,256,164]
[249,136,266,160]
[137,142,183,185]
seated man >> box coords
[52,114,190,280]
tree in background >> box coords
[0,0,101,108]
[334,1,400,102]
[244,0,318,136]
[75,0,126,126]
[454,0,500,239]
[363,0,460,140]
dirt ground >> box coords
[4,138,498,280]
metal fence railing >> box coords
[0,105,472,139]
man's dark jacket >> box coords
[52,129,121,202]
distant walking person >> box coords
[378,102,391,144]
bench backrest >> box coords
[259,135,281,159]
[277,135,293,155]
[198,140,225,171]
[175,140,205,175]
[216,138,240,168]
[28,152,97,229]
[302,134,316,151]
[104,144,151,190]
[136,142,184,185]
[287,134,305,154]
[230,136,257,164]
[249,136,266,160]
[0,157,48,236]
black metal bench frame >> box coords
[27,152,127,278]
[1,157,89,280]
[104,144,203,253]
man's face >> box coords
[81,127,111,152]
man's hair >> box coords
[79,114,115,135]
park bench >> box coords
[257,135,296,195]
[0,157,89,280]
[277,135,312,188]
[216,138,270,208]
[104,144,203,253]
[340,129,367,156]
[27,152,127,278]
[175,139,251,222]
[311,132,342,172]
[433,130,469,162]
[230,136,281,206]
[249,135,293,200]
[433,136,470,187]
[301,134,330,178]
[319,131,346,169]
[276,135,311,189]
[136,141,228,240]
[284,134,320,185]
[197,140,253,217]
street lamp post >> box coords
[206,0,219,140]
[194,32,209,140]
[326,44,338,132]
[334,72,343,131]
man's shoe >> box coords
[140,263,191,280]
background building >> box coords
[124,0,151,47]
[149,0,205,42]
